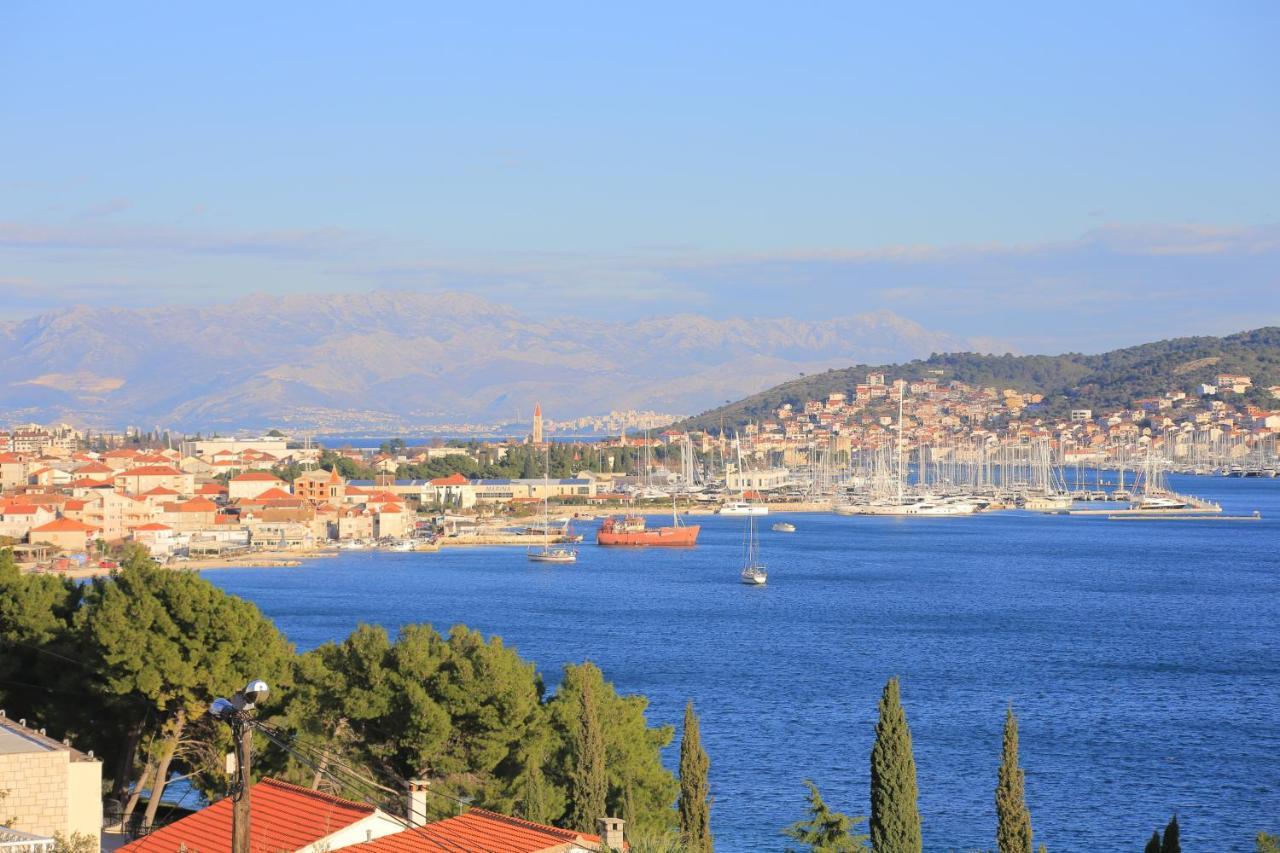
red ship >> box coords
[596,514,700,546]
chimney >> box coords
[407,779,429,828]
[596,817,625,852]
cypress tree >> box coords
[568,675,607,833]
[995,707,1033,853]
[869,677,922,853]
[1144,831,1162,853]
[1162,815,1180,853]
[678,701,713,853]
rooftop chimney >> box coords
[407,779,430,828]
[596,817,625,852]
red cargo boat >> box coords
[596,514,700,547]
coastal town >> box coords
[1,368,1277,570]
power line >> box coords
[250,725,482,853]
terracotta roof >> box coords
[231,471,284,481]
[379,503,403,513]
[174,497,218,512]
[347,809,601,853]
[133,523,173,532]
[1,504,42,515]
[142,486,181,496]
[431,473,469,486]
[32,517,98,533]
[119,465,184,476]
[197,483,228,494]
[118,778,377,853]
[247,487,295,501]
[74,462,115,475]
[71,478,114,489]
[0,452,26,463]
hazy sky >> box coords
[2,2,1277,352]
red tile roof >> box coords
[347,809,601,853]
[430,473,469,486]
[119,465,184,476]
[32,518,98,533]
[118,778,378,853]
[246,487,295,501]
[232,471,285,481]
[174,497,218,512]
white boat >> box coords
[771,521,796,533]
[739,513,767,585]
[337,540,367,550]
[719,501,768,516]
[386,539,416,552]
[528,447,578,564]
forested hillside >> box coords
[676,327,1280,432]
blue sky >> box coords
[2,1,1277,351]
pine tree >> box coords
[678,701,713,853]
[1162,815,1180,853]
[995,707,1033,853]
[782,780,869,852]
[568,674,607,833]
[1258,831,1280,853]
[869,677,922,853]
[1144,831,1162,853]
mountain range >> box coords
[0,290,992,431]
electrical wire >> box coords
[250,724,482,853]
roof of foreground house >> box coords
[346,809,602,853]
[118,778,377,853]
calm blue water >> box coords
[207,476,1280,852]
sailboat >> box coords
[527,448,578,563]
[739,513,767,585]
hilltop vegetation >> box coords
[677,327,1280,432]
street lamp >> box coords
[210,680,269,853]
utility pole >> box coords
[231,715,252,853]
[211,680,269,853]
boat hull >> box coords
[597,524,701,546]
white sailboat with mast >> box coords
[739,512,767,585]
[527,447,578,563]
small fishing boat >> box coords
[771,521,796,533]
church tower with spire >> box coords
[532,402,544,445]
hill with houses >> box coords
[675,327,1280,433]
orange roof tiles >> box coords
[231,471,284,481]
[347,809,601,853]
[174,497,218,512]
[247,487,295,501]
[430,473,468,486]
[118,778,376,853]
[32,518,98,533]
[119,465,184,476]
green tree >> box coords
[678,701,712,853]
[1162,815,1179,853]
[1257,831,1280,853]
[995,707,1033,853]
[1145,831,1162,853]
[869,677,921,853]
[782,780,869,852]
[77,557,294,827]
[566,667,607,832]
[549,663,677,836]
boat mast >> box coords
[897,381,905,505]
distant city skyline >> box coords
[2,2,1278,352]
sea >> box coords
[205,475,1280,852]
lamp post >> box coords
[210,679,269,853]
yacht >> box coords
[527,448,578,563]
[739,513,767,585]
[719,501,768,516]
[771,521,796,533]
